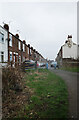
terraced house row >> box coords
[0,24,45,67]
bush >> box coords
[2,67,24,96]
[2,67,26,118]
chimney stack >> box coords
[23,40,26,44]
[28,44,30,47]
[31,47,33,50]
[15,34,19,39]
[68,35,72,42]
[4,24,9,31]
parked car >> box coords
[36,62,41,68]
[51,64,54,67]
[50,61,58,69]
[40,63,46,68]
[24,60,35,70]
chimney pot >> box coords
[4,24,9,31]
[68,35,72,38]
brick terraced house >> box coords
[0,24,46,67]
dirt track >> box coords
[50,69,78,118]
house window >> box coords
[10,52,12,61]
[14,55,15,63]
[23,57,25,62]
[0,32,4,43]
[23,44,25,52]
[18,41,21,50]
[9,34,12,46]
[19,56,21,63]
[30,49,31,54]
[0,52,4,63]
[28,48,29,54]
[16,53,18,62]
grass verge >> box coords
[18,69,69,119]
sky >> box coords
[0,1,77,60]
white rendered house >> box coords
[56,35,79,66]
[0,25,8,67]
[62,35,78,59]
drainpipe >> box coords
[28,44,30,60]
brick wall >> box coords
[8,33,29,66]
[62,58,79,68]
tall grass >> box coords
[18,69,69,119]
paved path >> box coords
[50,69,78,118]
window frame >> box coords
[9,34,12,47]
[0,51,4,63]
[23,44,25,52]
[10,51,12,62]
[19,55,21,63]
[18,41,21,50]
[0,32,4,43]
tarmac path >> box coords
[50,69,78,118]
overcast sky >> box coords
[0,1,77,60]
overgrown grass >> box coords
[18,69,69,119]
[61,67,79,72]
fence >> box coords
[0,61,37,72]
